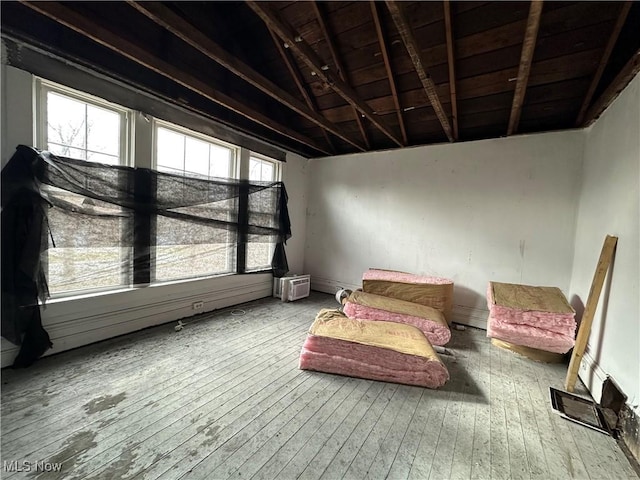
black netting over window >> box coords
[1,145,292,367]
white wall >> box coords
[305,130,585,327]
[1,64,309,367]
[569,74,639,412]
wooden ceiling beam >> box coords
[575,2,631,126]
[443,0,459,140]
[583,47,640,127]
[385,1,454,142]
[129,1,361,152]
[247,1,404,148]
[312,1,371,149]
[21,1,331,156]
[506,0,543,136]
[268,28,336,154]
[370,1,408,145]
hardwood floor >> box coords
[1,292,637,479]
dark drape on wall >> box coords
[1,145,291,367]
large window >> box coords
[36,81,132,295]
[154,122,238,283]
[246,154,279,271]
[35,80,283,296]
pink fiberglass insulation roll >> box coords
[343,302,451,346]
[486,315,574,354]
[486,283,576,337]
[362,269,454,322]
[299,335,449,388]
[363,269,453,285]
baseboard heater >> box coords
[273,275,311,302]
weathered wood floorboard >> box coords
[1,292,636,480]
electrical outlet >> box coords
[192,301,204,310]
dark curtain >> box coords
[1,146,291,367]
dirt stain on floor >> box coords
[83,393,127,414]
[29,430,98,479]
[84,443,141,480]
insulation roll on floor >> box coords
[342,290,451,346]
[299,309,449,388]
[486,282,577,354]
[362,269,454,323]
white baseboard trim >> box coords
[310,276,361,296]
[452,305,489,330]
[1,273,272,368]
[578,348,608,403]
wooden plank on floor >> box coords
[364,386,423,479]
[297,382,387,480]
[80,352,310,479]
[201,375,348,479]
[448,331,480,480]
[276,380,375,479]
[408,388,453,478]
[502,349,533,480]
[140,372,323,479]
[344,384,413,479]
[22,336,305,479]
[249,377,365,480]
[489,340,511,480]
[1,294,635,480]
[470,334,492,479]
[319,383,399,480]
[427,338,473,479]
[2,321,307,465]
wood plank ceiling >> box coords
[2,1,639,158]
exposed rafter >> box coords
[443,0,458,140]
[129,1,362,152]
[507,0,543,136]
[247,1,404,148]
[21,1,330,155]
[584,47,640,126]
[312,1,370,149]
[385,1,454,142]
[575,2,631,126]
[370,1,408,145]
[268,29,335,154]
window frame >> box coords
[245,152,281,272]
[152,119,239,179]
[32,79,285,297]
[249,152,281,182]
[151,119,240,284]
[34,79,135,298]
[35,78,133,167]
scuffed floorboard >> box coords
[1,292,637,479]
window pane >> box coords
[249,157,276,181]
[45,192,130,294]
[249,158,261,181]
[185,137,211,177]
[87,105,120,156]
[209,144,231,178]
[86,152,120,165]
[42,86,129,296]
[154,215,236,282]
[47,92,86,152]
[261,162,274,181]
[156,127,185,174]
[154,124,236,283]
[246,242,275,271]
[48,143,87,160]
